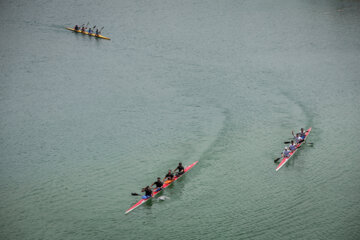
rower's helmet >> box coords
[179,162,182,165]
[157,177,160,180]
[284,147,288,150]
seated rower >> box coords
[151,177,163,192]
[173,162,185,177]
[141,186,152,199]
[74,25,79,31]
[292,132,303,144]
[299,128,306,140]
[95,28,100,37]
[163,170,174,183]
[88,27,93,35]
[289,140,297,152]
[292,129,306,142]
[282,147,291,158]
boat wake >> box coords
[157,196,170,201]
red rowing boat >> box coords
[125,161,198,214]
[276,128,312,171]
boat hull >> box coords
[66,27,111,40]
[276,127,312,171]
[125,161,198,214]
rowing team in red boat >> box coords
[73,24,103,37]
[282,128,307,158]
[140,162,185,199]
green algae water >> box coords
[1,0,360,239]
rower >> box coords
[95,28,100,37]
[292,128,306,141]
[282,147,291,158]
[163,170,174,182]
[299,128,306,140]
[74,25,79,31]
[151,177,163,192]
[81,26,86,32]
[289,140,297,151]
[141,186,152,199]
[173,162,185,177]
[88,27,93,34]
[292,132,303,144]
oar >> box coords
[89,25,95,33]
[94,27,104,37]
[274,151,288,162]
[132,183,155,196]
[132,189,156,196]
[285,140,311,144]
[80,23,87,32]
[83,22,90,30]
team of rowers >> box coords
[282,128,307,158]
[141,162,185,199]
[141,129,306,197]
[73,24,102,36]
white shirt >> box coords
[283,149,291,158]
[294,136,302,143]
[289,144,297,151]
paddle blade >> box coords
[131,193,140,196]
[284,141,291,144]
[274,158,280,163]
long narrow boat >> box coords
[65,27,111,40]
[276,127,312,171]
[125,161,198,214]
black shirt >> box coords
[144,188,152,196]
[176,165,184,172]
[165,173,174,179]
[153,180,163,188]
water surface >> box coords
[0,0,359,239]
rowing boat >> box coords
[66,27,111,40]
[125,161,198,214]
[276,127,312,171]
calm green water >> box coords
[1,0,360,239]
